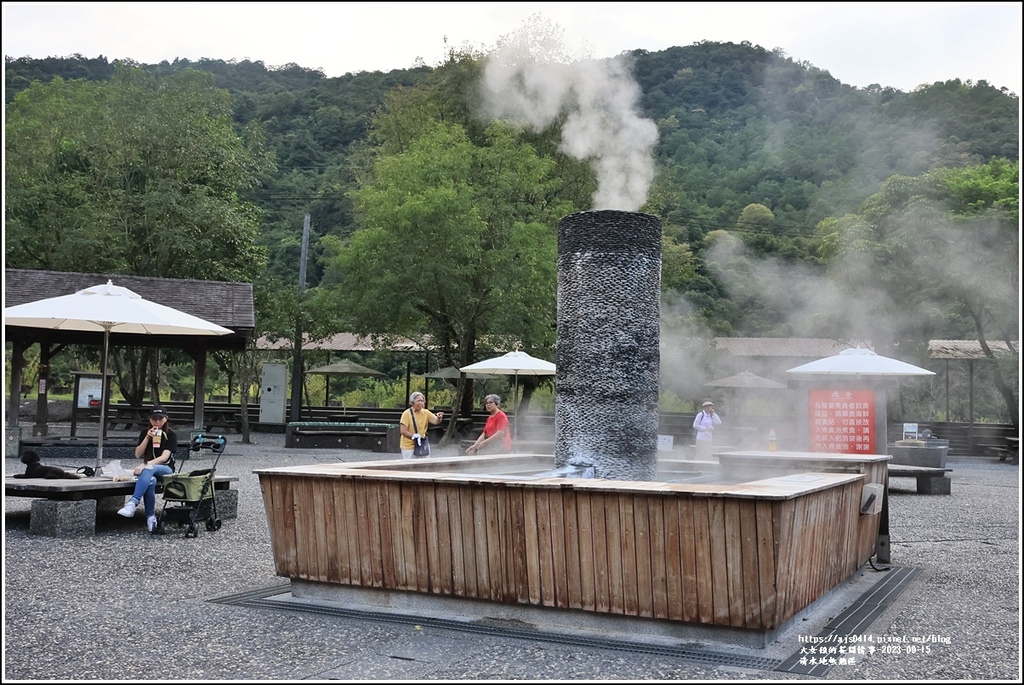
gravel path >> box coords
[4,434,1019,681]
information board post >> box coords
[70,371,109,438]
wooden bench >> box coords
[105,406,151,432]
[887,464,952,495]
[285,422,400,452]
[982,436,1018,462]
[5,474,237,500]
[5,474,239,536]
[201,408,241,434]
[1002,437,1019,463]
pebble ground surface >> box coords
[3,428,1020,682]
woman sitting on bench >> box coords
[117,407,177,532]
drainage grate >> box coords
[211,585,782,671]
[776,565,921,676]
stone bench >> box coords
[285,422,400,452]
[889,441,949,468]
[887,465,952,495]
[5,475,238,536]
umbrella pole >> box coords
[513,372,519,442]
[95,327,111,474]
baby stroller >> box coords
[154,434,226,537]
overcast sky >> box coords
[3,2,1021,95]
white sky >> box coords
[2,2,1021,95]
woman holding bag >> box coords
[400,392,444,459]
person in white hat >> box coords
[693,399,721,461]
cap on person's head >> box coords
[701,399,714,408]
[150,407,168,418]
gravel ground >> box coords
[3,432,1020,681]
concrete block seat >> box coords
[887,464,953,495]
[5,474,239,536]
[889,439,950,469]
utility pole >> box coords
[290,214,311,421]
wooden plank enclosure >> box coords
[257,455,884,632]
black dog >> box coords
[14,450,82,479]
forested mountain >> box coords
[5,42,1018,333]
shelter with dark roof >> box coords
[4,268,254,431]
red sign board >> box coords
[808,388,876,454]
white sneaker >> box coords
[147,516,158,532]
[117,500,137,517]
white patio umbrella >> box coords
[305,361,387,378]
[423,366,491,380]
[3,280,232,473]
[460,351,556,439]
[705,370,787,415]
[305,361,387,407]
[786,347,935,376]
[705,370,787,389]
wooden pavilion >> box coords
[4,268,255,433]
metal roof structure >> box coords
[713,337,866,358]
[928,339,1018,360]
[255,332,423,352]
[4,268,253,351]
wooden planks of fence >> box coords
[257,460,878,632]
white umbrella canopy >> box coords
[704,370,787,415]
[704,370,786,389]
[305,361,387,408]
[3,280,233,472]
[460,351,557,376]
[460,351,556,439]
[305,361,386,378]
[424,366,491,380]
[786,347,935,376]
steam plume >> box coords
[479,35,658,211]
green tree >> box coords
[5,62,275,405]
[818,159,1019,425]
[5,62,273,281]
[317,110,572,438]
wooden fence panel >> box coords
[258,466,877,632]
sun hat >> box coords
[701,399,714,407]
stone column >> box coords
[555,210,662,480]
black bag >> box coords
[410,411,430,457]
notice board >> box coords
[808,388,876,454]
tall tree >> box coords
[818,159,1019,425]
[318,119,569,427]
[5,61,273,281]
[315,50,579,435]
[5,61,275,404]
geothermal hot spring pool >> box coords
[255,450,888,644]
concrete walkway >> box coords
[3,432,1020,681]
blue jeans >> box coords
[130,464,174,517]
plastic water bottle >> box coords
[768,428,777,452]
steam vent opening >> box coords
[555,210,662,480]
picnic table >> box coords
[106,406,151,432]
[1001,436,1019,463]
[887,464,952,495]
[106,405,241,434]
[5,474,239,537]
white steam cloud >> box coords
[480,42,658,211]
